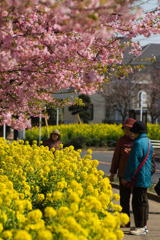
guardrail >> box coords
[150,140,160,149]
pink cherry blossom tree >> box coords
[1,0,160,130]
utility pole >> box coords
[139,92,143,121]
[56,107,59,125]
[39,116,42,146]
[3,123,6,139]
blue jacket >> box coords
[123,133,153,188]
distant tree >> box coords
[101,77,141,123]
[68,94,92,123]
[145,63,160,123]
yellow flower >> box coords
[37,230,52,240]
[68,192,80,204]
[25,220,45,232]
[43,166,50,173]
[120,213,130,226]
[80,171,88,180]
[87,149,92,155]
[46,193,52,202]
[115,230,124,240]
[71,163,77,171]
[16,212,26,223]
[66,171,74,178]
[98,192,110,208]
[91,160,99,168]
[64,216,82,234]
[35,186,39,193]
[51,147,55,152]
[56,181,67,191]
[70,180,83,196]
[59,143,63,149]
[50,166,57,172]
[113,205,122,212]
[102,231,117,240]
[86,173,98,186]
[52,191,63,201]
[79,236,87,240]
[98,170,104,177]
[14,200,25,213]
[57,206,70,217]
[19,193,24,200]
[44,207,56,218]
[86,196,102,211]
[37,194,45,202]
[27,209,42,223]
[86,184,94,194]
[103,213,117,230]
[0,223,3,233]
[0,211,7,223]
[24,200,32,211]
[61,228,79,240]
[70,203,79,213]
[99,177,112,193]
[69,146,74,151]
[113,193,120,201]
[2,231,12,240]
[75,211,85,221]
[0,183,6,191]
[0,129,132,240]
[14,230,32,240]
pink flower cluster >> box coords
[0,0,160,129]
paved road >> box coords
[81,150,160,184]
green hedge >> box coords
[25,123,123,148]
[25,123,160,148]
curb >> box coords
[111,182,160,203]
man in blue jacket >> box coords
[122,121,153,236]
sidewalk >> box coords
[112,187,160,240]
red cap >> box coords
[122,118,136,129]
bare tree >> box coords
[101,77,141,123]
[145,64,160,123]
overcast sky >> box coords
[133,0,160,46]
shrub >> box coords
[64,135,87,149]
[25,123,160,148]
[25,123,123,147]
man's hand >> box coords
[124,148,131,154]
[109,173,114,182]
[121,178,128,186]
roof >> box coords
[124,43,160,65]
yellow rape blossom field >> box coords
[0,138,129,240]
[25,123,124,147]
[25,123,160,149]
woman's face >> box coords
[52,133,59,141]
[132,132,139,138]
[123,127,133,137]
